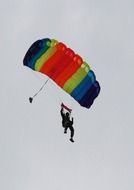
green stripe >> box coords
[63,62,90,93]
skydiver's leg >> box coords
[69,126,74,142]
[64,126,68,134]
[70,126,74,138]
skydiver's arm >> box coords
[60,107,65,117]
[71,117,74,124]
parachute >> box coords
[23,38,100,109]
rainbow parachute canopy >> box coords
[23,38,100,108]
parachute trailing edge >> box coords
[23,38,100,108]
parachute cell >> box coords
[23,38,100,108]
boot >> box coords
[70,138,74,143]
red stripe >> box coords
[40,43,66,77]
[51,48,75,80]
[55,54,83,87]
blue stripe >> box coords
[28,39,51,70]
[71,70,96,101]
[23,38,51,70]
[78,81,100,108]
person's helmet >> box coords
[66,112,70,117]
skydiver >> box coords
[60,106,74,143]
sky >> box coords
[0,0,134,190]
